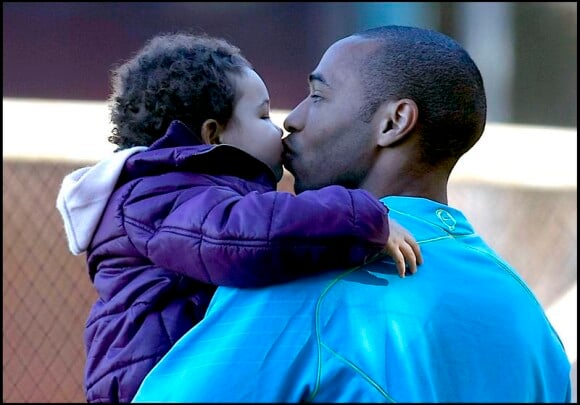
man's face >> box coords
[283,36,377,193]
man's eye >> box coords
[310,94,322,102]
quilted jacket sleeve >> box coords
[124,182,389,288]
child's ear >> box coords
[200,119,222,145]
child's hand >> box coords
[383,219,423,278]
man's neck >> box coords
[360,161,450,204]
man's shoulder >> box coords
[210,264,408,324]
[214,269,352,307]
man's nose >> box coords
[283,117,295,134]
[283,106,301,134]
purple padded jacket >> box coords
[56,120,390,402]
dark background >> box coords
[3,2,577,126]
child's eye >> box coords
[310,94,322,102]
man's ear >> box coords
[200,119,222,145]
[376,99,418,147]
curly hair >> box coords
[107,32,252,150]
[354,26,487,166]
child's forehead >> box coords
[232,68,270,106]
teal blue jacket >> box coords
[132,196,571,403]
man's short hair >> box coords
[355,25,487,166]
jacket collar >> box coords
[149,120,207,150]
[123,120,278,188]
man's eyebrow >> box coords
[308,72,330,88]
[258,99,270,108]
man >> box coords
[132,25,571,403]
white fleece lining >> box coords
[56,146,147,255]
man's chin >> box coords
[280,164,313,194]
[291,178,308,195]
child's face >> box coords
[218,68,284,181]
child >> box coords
[56,32,422,403]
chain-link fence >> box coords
[3,159,98,402]
[3,157,577,402]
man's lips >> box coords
[282,145,294,171]
[282,140,293,161]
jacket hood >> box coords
[56,146,147,255]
